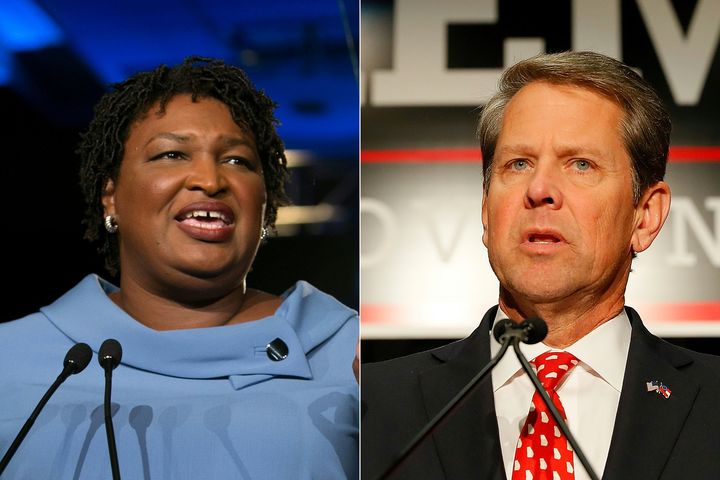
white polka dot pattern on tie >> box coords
[511,351,579,480]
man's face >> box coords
[482,81,640,309]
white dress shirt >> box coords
[491,308,631,480]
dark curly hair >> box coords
[78,56,289,274]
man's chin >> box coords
[500,281,578,310]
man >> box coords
[361,51,720,480]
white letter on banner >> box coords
[572,0,621,58]
[372,0,502,106]
[409,199,471,263]
[636,0,720,106]
[668,197,720,267]
[361,198,397,269]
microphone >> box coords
[493,316,548,345]
[374,317,540,480]
[0,343,92,475]
[99,338,122,480]
[506,318,600,480]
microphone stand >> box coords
[0,368,73,476]
[374,340,511,480]
[103,367,121,480]
[99,339,122,480]
[0,343,92,476]
[511,339,600,480]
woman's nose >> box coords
[185,157,226,195]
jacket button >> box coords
[266,338,289,361]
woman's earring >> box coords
[261,227,268,241]
[104,215,118,234]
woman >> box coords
[0,58,358,479]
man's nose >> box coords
[524,163,563,209]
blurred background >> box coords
[0,0,359,321]
[361,0,720,361]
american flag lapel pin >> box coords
[646,380,671,399]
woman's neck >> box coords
[109,275,281,330]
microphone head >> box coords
[98,338,123,370]
[64,343,92,374]
[492,319,515,343]
[521,317,548,344]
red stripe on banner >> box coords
[641,302,720,322]
[361,146,720,164]
[360,304,406,324]
[669,146,720,162]
[361,148,481,163]
[361,302,720,325]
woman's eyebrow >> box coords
[144,133,254,148]
[144,132,192,146]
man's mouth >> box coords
[528,234,561,244]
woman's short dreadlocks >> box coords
[78,56,289,275]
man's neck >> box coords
[499,289,626,348]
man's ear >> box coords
[631,181,671,254]
[481,192,489,248]
[101,178,117,217]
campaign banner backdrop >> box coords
[361,0,720,338]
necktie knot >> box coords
[531,351,579,391]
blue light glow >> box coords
[0,48,10,84]
[0,0,63,51]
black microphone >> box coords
[506,318,600,480]
[374,318,539,480]
[0,343,92,475]
[99,339,122,480]
[493,317,548,345]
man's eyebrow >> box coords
[496,144,533,156]
[497,143,607,158]
[553,143,607,158]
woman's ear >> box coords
[631,181,671,254]
[101,178,117,217]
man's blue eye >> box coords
[575,159,591,171]
[512,160,528,170]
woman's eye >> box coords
[151,151,184,161]
[226,157,256,170]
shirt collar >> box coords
[490,307,631,392]
[41,275,354,389]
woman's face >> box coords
[102,94,267,294]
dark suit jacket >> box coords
[361,306,720,479]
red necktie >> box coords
[511,351,579,480]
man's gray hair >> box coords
[477,51,671,203]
